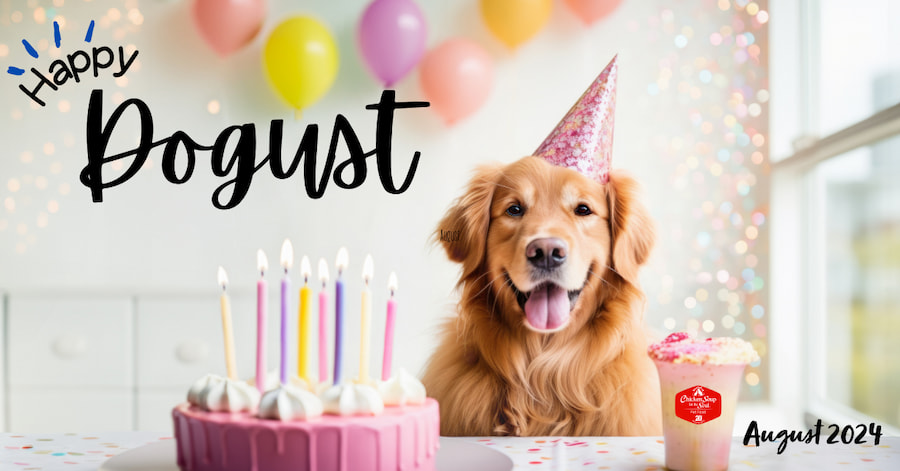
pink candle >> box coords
[317,258,329,384]
[279,240,293,385]
[256,249,269,394]
[382,272,398,381]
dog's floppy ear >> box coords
[436,163,503,280]
[606,171,655,286]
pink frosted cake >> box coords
[172,371,440,471]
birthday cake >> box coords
[172,372,439,471]
[172,247,440,471]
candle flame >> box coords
[335,246,348,274]
[362,254,374,284]
[257,249,269,275]
[388,272,398,294]
[318,258,329,284]
[280,239,294,271]
[300,256,311,282]
[218,266,229,289]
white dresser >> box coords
[1,292,276,433]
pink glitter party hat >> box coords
[534,55,618,184]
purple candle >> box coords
[333,247,348,385]
[279,239,293,385]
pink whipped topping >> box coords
[648,332,759,365]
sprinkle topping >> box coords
[648,332,759,365]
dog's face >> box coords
[486,158,610,333]
[439,156,653,334]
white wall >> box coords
[0,1,770,393]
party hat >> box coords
[534,55,618,184]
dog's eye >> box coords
[506,204,524,217]
[575,204,592,216]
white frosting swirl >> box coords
[187,374,260,412]
[320,382,384,415]
[258,384,324,421]
[378,368,427,406]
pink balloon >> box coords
[563,0,623,25]
[358,0,428,87]
[419,39,494,125]
[192,0,266,57]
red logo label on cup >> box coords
[675,385,721,424]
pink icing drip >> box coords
[308,432,317,470]
[395,423,402,471]
[219,427,228,467]
[340,426,347,471]
[249,428,259,471]
[202,421,212,465]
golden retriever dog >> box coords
[423,156,661,436]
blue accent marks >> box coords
[22,39,38,58]
[85,20,95,42]
[7,66,25,76]
[54,21,61,48]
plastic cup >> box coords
[653,359,748,471]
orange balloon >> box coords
[563,0,623,25]
[419,39,494,125]
[480,0,552,49]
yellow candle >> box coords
[218,267,238,380]
[298,256,312,382]
[359,254,373,384]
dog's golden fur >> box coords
[423,156,662,436]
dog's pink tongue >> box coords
[524,284,570,331]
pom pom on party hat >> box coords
[534,55,618,184]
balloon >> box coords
[357,0,428,87]
[263,16,339,113]
[192,0,266,57]
[563,0,623,25]
[479,0,551,49]
[418,39,493,125]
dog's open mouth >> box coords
[506,274,582,332]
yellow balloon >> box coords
[263,16,339,112]
[480,0,552,49]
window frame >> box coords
[770,0,900,435]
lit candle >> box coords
[298,256,312,382]
[218,267,238,380]
[333,247,348,385]
[280,240,293,385]
[382,272,397,382]
[256,249,268,394]
[318,258,329,384]
[359,254,373,384]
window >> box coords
[770,0,900,433]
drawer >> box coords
[8,296,134,388]
[136,389,185,433]
[136,293,280,389]
[8,387,133,432]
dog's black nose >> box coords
[526,238,568,270]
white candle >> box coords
[359,254,373,384]
[217,266,238,380]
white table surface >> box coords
[1,432,898,470]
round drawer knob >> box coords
[52,333,88,359]
[176,340,209,364]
